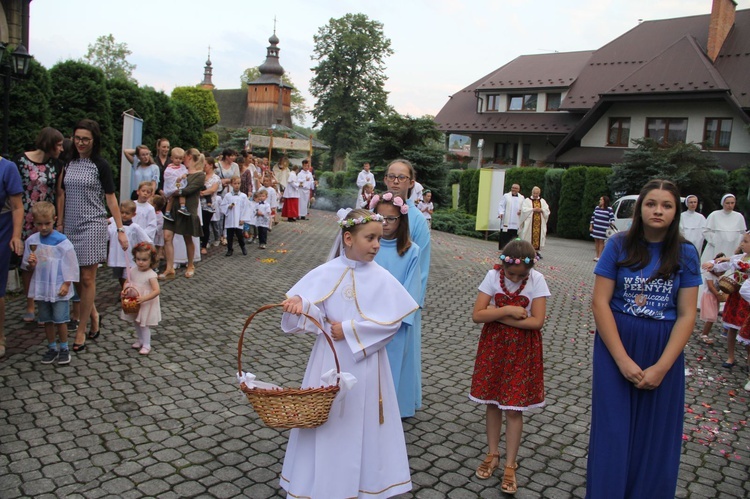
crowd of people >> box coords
[3,121,749,498]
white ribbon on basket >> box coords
[236,369,357,398]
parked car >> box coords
[610,195,686,234]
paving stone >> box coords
[1,211,748,498]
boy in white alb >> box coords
[133,181,157,241]
[108,200,152,288]
[22,202,79,365]
[259,176,279,229]
[245,191,259,243]
[220,176,251,256]
[254,190,272,249]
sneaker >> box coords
[212,240,220,247]
[259,244,266,250]
[241,246,247,255]
[41,348,59,364]
[745,378,750,391]
[67,319,79,331]
[163,212,174,222]
[57,349,71,365]
[178,206,190,216]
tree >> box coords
[610,138,724,211]
[240,67,307,123]
[49,60,115,164]
[310,13,393,171]
[106,77,145,145]
[171,86,219,129]
[84,34,137,83]
[354,113,448,203]
[0,57,52,155]
[171,100,203,150]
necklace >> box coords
[635,264,657,307]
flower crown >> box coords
[368,192,409,214]
[499,253,539,265]
[336,208,385,228]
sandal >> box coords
[184,266,195,278]
[700,334,715,345]
[501,463,518,495]
[158,271,176,281]
[475,452,500,480]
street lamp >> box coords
[0,42,32,157]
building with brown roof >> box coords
[435,0,750,170]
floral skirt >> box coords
[469,321,544,410]
[723,291,749,330]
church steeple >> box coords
[256,28,285,83]
[199,47,215,90]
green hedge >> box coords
[581,167,612,236]
[728,167,750,220]
[504,167,548,198]
[543,169,565,234]
[557,166,588,238]
[432,208,492,239]
[447,169,464,187]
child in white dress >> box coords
[133,181,157,242]
[278,208,418,499]
[121,242,161,355]
[108,200,152,288]
[254,189,272,249]
[259,175,278,230]
[417,190,434,229]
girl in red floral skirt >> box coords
[470,239,550,495]
[703,232,750,368]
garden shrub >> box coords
[543,168,565,234]
[581,167,612,235]
[557,166,588,239]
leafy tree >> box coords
[1,57,52,156]
[240,67,307,123]
[610,138,720,202]
[310,13,393,170]
[106,77,145,145]
[49,60,115,164]
[171,86,219,128]
[84,34,137,83]
[139,87,178,150]
[354,113,448,203]
[170,100,203,150]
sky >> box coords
[29,0,750,128]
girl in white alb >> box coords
[277,209,418,499]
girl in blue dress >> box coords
[371,192,422,418]
[587,179,701,498]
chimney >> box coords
[707,0,737,62]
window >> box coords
[486,94,500,111]
[507,93,538,111]
[703,118,732,150]
[607,118,630,147]
[546,93,561,111]
[646,118,688,145]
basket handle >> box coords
[237,303,341,386]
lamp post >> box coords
[0,42,32,158]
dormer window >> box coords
[546,93,561,111]
[508,93,537,111]
[487,94,500,111]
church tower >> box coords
[244,30,292,128]
[199,49,215,90]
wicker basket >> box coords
[718,275,741,295]
[121,284,140,314]
[238,303,340,429]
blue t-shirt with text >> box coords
[594,233,701,320]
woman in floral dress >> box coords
[13,127,64,321]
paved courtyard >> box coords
[1,209,749,498]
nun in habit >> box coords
[679,194,707,252]
[701,193,747,263]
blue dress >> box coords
[375,238,422,418]
[586,234,701,498]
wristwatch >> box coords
[117,227,125,233]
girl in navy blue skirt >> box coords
[587,179,701,498]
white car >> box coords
[610,195,686,234]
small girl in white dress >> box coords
[121,242,161,355]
